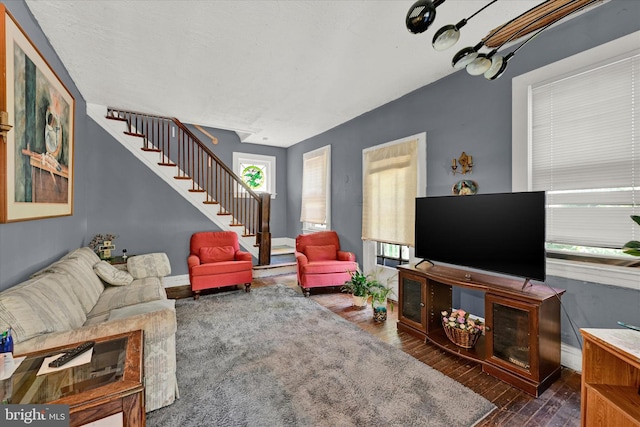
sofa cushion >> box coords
[305,245,337,262]
[61,246,101,267]
[0,272,87,342]
[86,280,167,320]
[127,253,171,279]
[0,292,52,343]
[31,257,104,313]
[94,261,134,286]
[108,299,176,321]
[199,246,235,263]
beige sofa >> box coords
[0,247,178,412]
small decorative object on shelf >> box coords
[88,234,118,259]
[441,309,484,349]
[122,249,128,260]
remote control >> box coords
[48,341,95,368]
[618,321,640,332]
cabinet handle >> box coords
[420,302,425,307]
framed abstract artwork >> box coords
[0,4,75,223]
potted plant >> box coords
[341,270,375,309]
[368,283,395,322]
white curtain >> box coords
[531,52,640,248]
[362,139,418,246]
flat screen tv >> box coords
[415,191,546,282]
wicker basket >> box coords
[442,321,481,349]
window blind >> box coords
[300,145,330,224]
[362,139,418,246]
[531,53,640,248]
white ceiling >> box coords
[25,0,544,148]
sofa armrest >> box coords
[337,251,356,262]
[127,253,171,279]
[235,250,252,262]
[295,251,308,267]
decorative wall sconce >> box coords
[451,152,473,175]
[0,111,12,143]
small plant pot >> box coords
[373,301,387,322]
[352,295,368,309]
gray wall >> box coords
[0,1,88,290]
[0,0,288,287]
[286,0,640,348]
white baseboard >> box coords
[272,237,295,248]
[163,274,189,288]
[561,343,582,373]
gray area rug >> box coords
[147,284,496,426]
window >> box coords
[513,31,640,289]
[376,242,410,268]
[361,133,426,278]
[301,145,331,231]
[233,153,276,198]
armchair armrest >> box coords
[235,250,252,262]
[295,251,308,267]
[187,254,201,270]
[337,251,356,262]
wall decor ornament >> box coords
[452,179,477,196]
[0,4,75,223]
[451,151,473,175]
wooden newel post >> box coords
[257,192,271,266]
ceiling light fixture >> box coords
[405,0,446,34]
[483,0,598,80]
[432,0,498,51]
[465,0,584,76]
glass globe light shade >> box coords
[466,54,492,75]
[406,0,437,34]
[432,25,460,51]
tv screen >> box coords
[415,191,546,281]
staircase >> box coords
[87,104,272,265]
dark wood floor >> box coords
[169,274,582,427]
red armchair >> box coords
[295,231,357,297]
[188,231,253,300]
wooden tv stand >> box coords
[397,263,565,396]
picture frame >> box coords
[0,4,75,223]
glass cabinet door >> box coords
[486,294,537,378]
[399,272,427,333]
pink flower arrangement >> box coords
[441,309,484,334]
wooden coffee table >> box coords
[10,330,145,427]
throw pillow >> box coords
[199,246,236,263]
[126,252,172,279]
[305,245,337,261]
[94,261,134,286]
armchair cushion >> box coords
[191,261,253,276]
[199,246,236,263]
[305,245,337,262]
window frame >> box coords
[232,152,276,199]
[512,30,640,290]
[301,145,331,233]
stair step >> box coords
[141,147,161,153]
[188,189,205,193]
[203,200,219,205]
[230,223,244,227]
[243,234,257,238]
[174,175,191,180]
[106,115,128,122]
[124,131,145,138]
[217,213,232,216]
[158,162,176,167]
